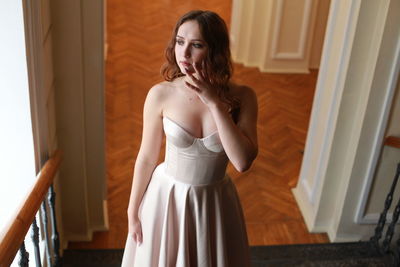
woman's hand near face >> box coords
[185,63,258,172]
[185,62,223,108]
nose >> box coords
[184,45,191,58]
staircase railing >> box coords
[370,136,400,265]
[0,150,62,267]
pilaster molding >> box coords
[230,0,322,73]
[294,0,399,242]
[355,25,400,224]
[270,0,313,60]
[292,0,362,232]
[51,0,106,243]
[22,0,47,170]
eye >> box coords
[176,39,184,45]
[192,43,204,48]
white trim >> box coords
[89,200,109,231]
[259,67,310,74]
[270,0,312,60]
[328,230,363,243]
[293,0,362,231]
[292,180,316,231]
[295,0,338,204]
[78,0,92,240]
[22,0,46,171]
[65,231,93,242]
[42,22,52,45]
[229,0,243,61]
[326,0,393,240]
[103,199,109,230]
[361,213,398,224]
[234,0,253,63]
[104,42,108,61]
[310,1,361,204]
[355,17,400,224]
[243,0,256,62]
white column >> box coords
[293,0,400,242]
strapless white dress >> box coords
[121,117,251,267]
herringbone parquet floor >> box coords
[69,0,329,249]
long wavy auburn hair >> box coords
[161,10,240,118]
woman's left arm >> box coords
[208,87,258,172]
[186,63,258,172]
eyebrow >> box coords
[176,35,205,42]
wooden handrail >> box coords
[385,136,400,149]
[0,150,62,267]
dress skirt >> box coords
[121,163,251,267]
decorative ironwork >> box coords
[370,163,400,251]
[18,241,29,267]
[382,195,400,253]
[31,217,42,267]
[48,185,61,266]
[41,201,52,267]
[15,188,61,266]
[6,151,62,266]
[395,234,400,266]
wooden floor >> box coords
[69,0,329,249]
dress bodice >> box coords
[163,117,228,185]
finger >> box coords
[133,232,142,244]
[193,62,205,80]
[201,61,207,79]
[185,81,200,92]
[128,232,134,239]
[186,70,200,86]
[132,232,137,242]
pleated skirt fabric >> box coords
[121,163,251,267]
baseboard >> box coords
[259,67,310,74]
[328,230,363,243]
[292,183,316,232]
[104,42,108,61]
[103,199,109,230]
[64,231,93,243]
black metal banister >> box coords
[0,150,62,267]
[369,162,400,265]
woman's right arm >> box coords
[127,84,165,242]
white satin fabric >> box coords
[121,117,251,267]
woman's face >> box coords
[175,20,208,75]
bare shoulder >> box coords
[143,81,173,117]
[145,81,175,105]
[147,81,171,99]
[229,82,257,105]
[229,82,258,127]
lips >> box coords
[180,61,194,73]
[180,61,191,67]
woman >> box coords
[122,10,258,267]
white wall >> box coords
[51,0,107,245]
[0,0,106,261]
[357,73,400,221]
[230,0,330,73]
[0,1,55,265]
[309,0,330,69]
[0,0,36,240]
[18,0,64,262]
[293,0,400,242]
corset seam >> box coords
[161,163,230,187]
